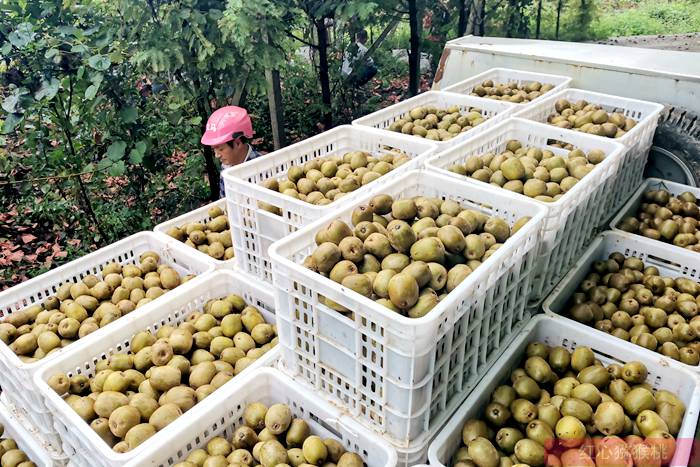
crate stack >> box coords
[0,232,216,465]
[2,65,695,467]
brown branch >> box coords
[66,75,73,121]
[50,102,108,243]
[0,165,115,186]
[285,30,318,49]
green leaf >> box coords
[1,43,10,55]
[129,141,147,164]
[85,84,99,100]
[45,48,59,59]
[119,106,138,124]
[8,23,34,48]
[56,26,79,36]
[189,116,202,125]
[1,114,22,134]
[106,141,127,161]
[109,51,123,63]
[34,78,60,101]
[77,66,85,80]
[2,94,20,113]
[71,44,89,54]
[108,161,126,177]
[88,54,111,71]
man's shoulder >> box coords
[247,146,263,161]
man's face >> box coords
[212,142,238,166]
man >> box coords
[201,106,261,199]
[341,29,377,86]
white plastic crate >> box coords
[442,67,572,105]
[543,230,700,373]
[0,232,214,445]
[610,177,700,250]
[352,91,516,149]
[33,270,279,467]
[425,118,626,303]
[0,396,55,467]
[122,368,397,467]
[393,434,435,467]
[428,314,700,467]
[514,88,664,220]
[223,125,438,283]
[154,198,234,269]
[269,170,548,447]
[2,389,68,464]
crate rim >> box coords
[0,232,215,372]
[122,367,399,467]
[0,396,55,467]
[427,314,700,467]
[222,124,439,213]
[352,90,518,147]
[33,268,279,466]
[542,229,700,371]
[425,117,627,211]
[442,67,573,98]
[609,177,700,237]
[268,168,548,328]
[153,198,235,267]
[513,87,665,147]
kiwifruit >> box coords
[462,419,491,444]
[149,403,182,431]
[302,436,327,465]
[467,437,499,467]
[555,416,586,448]
[265,403,292,435]
[108,405,141,438]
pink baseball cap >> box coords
[201,106,254,146]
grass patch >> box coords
[590,0,700,38]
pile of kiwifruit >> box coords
[0,425,36,467]
[386,105,489,141]
[0,253,192,362]
[470,79,555,103]
[447,140,607,202]
[172,402,364,467]
[564,251,700,366]
[258,149,410,212]
[617,188,700,252]
[454,342,684,467]
[304,194,530,318]
[47,295,277,453]
[165,205,234,260]
[546,99,637,138]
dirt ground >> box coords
[597,32,700,52]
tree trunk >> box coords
[556,0,564,39]
[197,103,221,201]
[266,68,286,150]
[535,0,543,38]
[457,0,471,36]
[471,0,486,36]
[366,15,402,59]
[478,7,486,36]
[408,0,421,96]
[315,18,332,129]
[505,0,517,37]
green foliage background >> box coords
[1,0,696,287]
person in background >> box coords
[341,29,377,86]
[200,106,261,199]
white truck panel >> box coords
[433,36,700,114]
